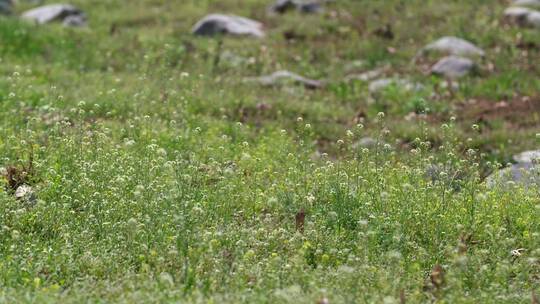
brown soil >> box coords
[456,96,540,129]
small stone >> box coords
[345,68,386,82]
[368,78,422,93]
[504,6,534,24]
[192,14,264,38]
[421,36,485,58]
[62,14,87,27]
[22,4,87,27]
[431,56,475,79]
[504,6,540,28]
[269,0,323,14]
[352,137,386,149]
[245,70,323,89]
[298,2,323,13]
[269,0,296,14]
[14,184,37,205]
[220,50,248,68]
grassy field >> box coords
[0,0,540,302]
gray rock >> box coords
[368,78,422,93]
[299,2,323,13]
[504,7,535,25]
[62,14,86,27]
[487,150,540,188]
[504,6,540,28]
[245,70,323,89]
[526,10,540,27]
[269,0,323,14]
[192,14,264,38]
[14,184,37,205]
[345,68,386,82]
[425,164,465,191]
[504,6,534,23]
[487,162,540,188]
[422,36,485,58]
[22,4,87,27]
[0,0,13,15]
[357,137,378,148]
[270,0,296,13]
[220,50,249,68]
[352,137,389,149]
[513,0,540,8]
[513,150,540,163]
[431,56,475,78]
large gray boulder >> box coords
[513,150,540,163]
[0,0,12,15]
[431,56,475,78]
[192,14,265,38]
[268,0,323,14]
[22,4,87,27]
[244,70,323,89]
[487,150,540,188]
[421,36,485,58]
[487,162,540,188]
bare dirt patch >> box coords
[456,96,540,129]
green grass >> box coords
[0,0,539,302]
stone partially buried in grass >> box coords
[487,150,540,189]
[268,0,323,14]
[14,184,37,206]
[345,67,387,82]
[526,10,540,27]
[504,6,540,28]
[352,137,389,150]
[431,56,475,78]
[421,36,485,58]
[245,70,323,89]
[192,14,265,38]
[504,6,535,24]
[513,150,540,163]
[487,162,540,189]
[22,4,87,27]
[368,78,423,93]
